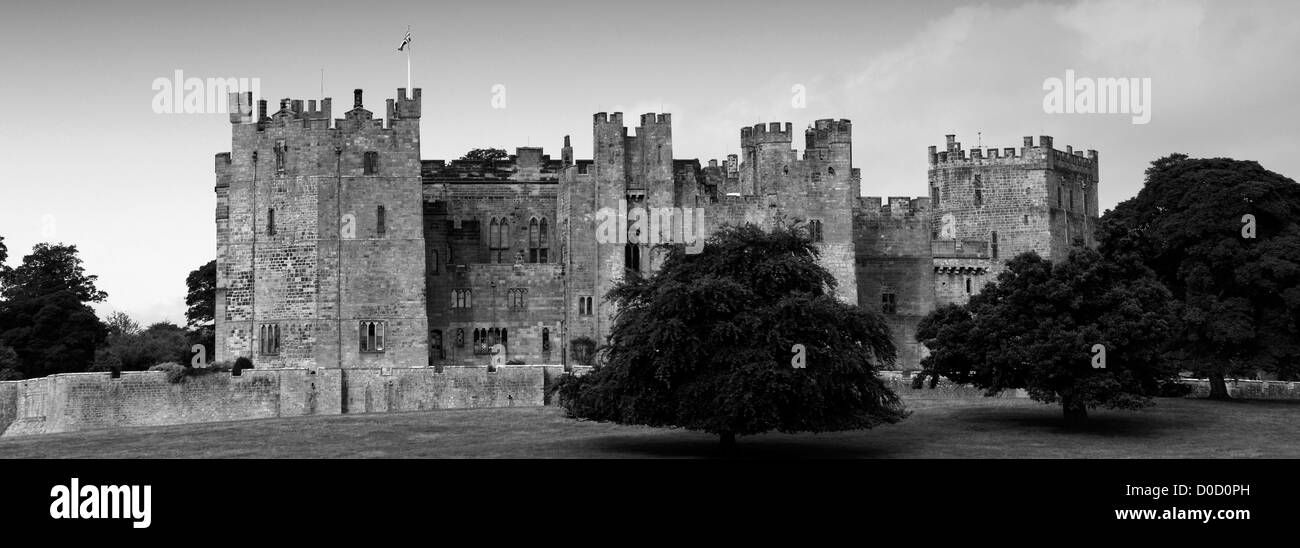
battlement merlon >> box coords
[740,122,794,149]
[928,134,1099,167]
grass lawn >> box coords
[1,395,1297,458]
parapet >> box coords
[228,88,414,132]
[741,122,794,148]
[594,112,624,125]
[929,133,1098,168]
[861,195,929,218]
[639,112,671,126]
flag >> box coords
[398,29,411,51]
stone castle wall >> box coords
[0,366,555,437]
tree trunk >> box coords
[1207,371,1232,400]
[719,431,736,454]
[1061,396,1088,427]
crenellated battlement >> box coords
[594,112,624,126]
[638,112,671,126]
[929,134,1097,167]
[741,122,794,148]
[805,119,852,150]
[859,196,930,219]
[227,88,418,132]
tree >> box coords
[557,224,907,451]
[0,235,10,283]
[1097,154,1300,398]
[914,249,1178,426]
[0,243,108,378]
[184,260,216,329]
[183,260,217,363]
[93,318,192,372]
[458,148,508,163]
[0,345,20,380]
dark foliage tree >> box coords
[185,260,216,328]
[458,148,508,163]
[557,224,907,450]
[0,244,107,378]
[1097,154,1300,398]
[914,249,1178,426]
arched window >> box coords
[359,321,385,352]
[363,151,378,175]
[528,218,541,262]
[376,205,386,235]
[828,166,835,176]
[490,218,500,250]
[966,278,972,294]
[991,231,999,260]
[267,208,276,236]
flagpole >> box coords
[406,26,412,91]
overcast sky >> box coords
[1,0,1296,325]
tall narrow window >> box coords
[455,328,465,347]
[931,186,940,208]
[973,174,984,207]
[579,296,593,316]
[966,278,972,294]
[501,328,508,347]
[363,151,378,175]
[490,218,500,249]
[1070,188,1075,211]
[274,140,286,174]
[377,205,386,235]
[624,243,640,272]
[267,208,276,236]
[542,328,551,353]
[538,218,549,263]
[529,218,540,263]
[991,231,999,260]
[809,219,824,242]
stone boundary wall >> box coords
[0,365,563,437]
[1177,378,1300,400]
[878,371,1029,400]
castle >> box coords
[213,88,1098,370]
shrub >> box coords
[148,362,187,384]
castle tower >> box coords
[927,134,1099,305]
[214,88,428,369]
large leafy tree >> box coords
[1097,154,1300,398]
[0,243,108,378]
[185,260,216,328]
[914,249,1178,425]
[557,224,907,450]
[184,260,217,363]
